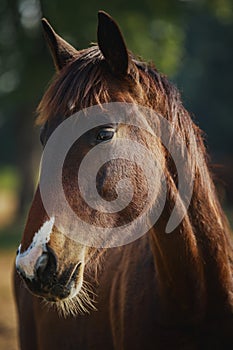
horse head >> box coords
[15,12,163,314]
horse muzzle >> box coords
[16,244,83,301]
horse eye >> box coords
[96,128,115,142]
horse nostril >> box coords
[35,248,57,282]
[35,252,49,278]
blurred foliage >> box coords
[0,222,23,248]
[0,0,233,229]
[0,167,19,190]
[175,2,233,154]
[1,0,233,151]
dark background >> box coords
[0,0,233,245]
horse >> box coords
[14,11,233,349]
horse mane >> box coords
[37,45,179,124]
[36,44,233,265]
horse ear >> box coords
[97,11,129,76]
[41,18,78,71]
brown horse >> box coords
[14,11,233,349]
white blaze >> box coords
[16,217,55,280]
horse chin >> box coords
[42,280,82,302]
[41,279,97,318]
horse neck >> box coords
[149,167,233,326]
